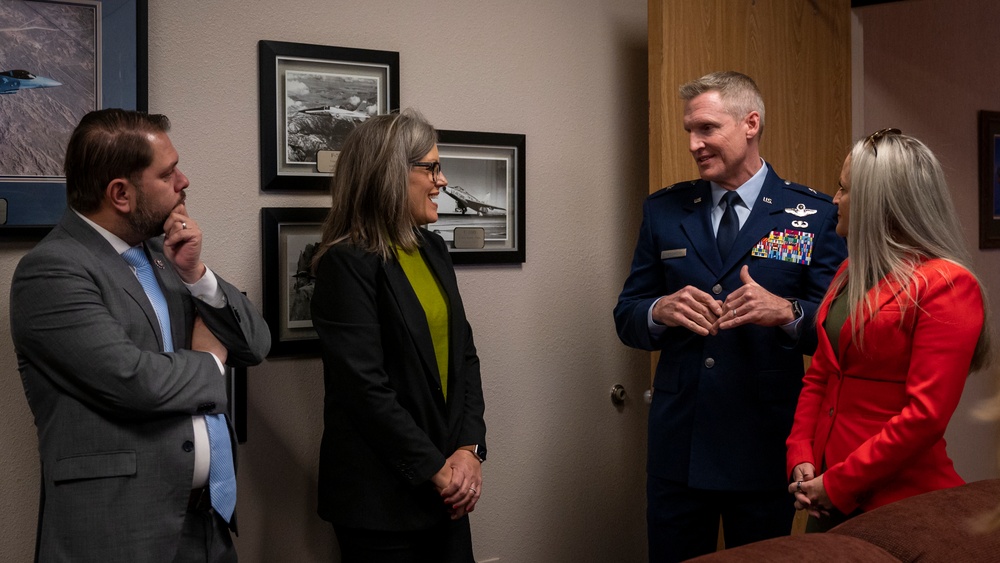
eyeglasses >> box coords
[864,127,901,157]
[411,161,442,181]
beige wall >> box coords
[0,1,651,561]
[4,1,999,561]
[856,0,1000,483]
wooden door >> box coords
[649,0,851,196]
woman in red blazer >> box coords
[786,129,994,531]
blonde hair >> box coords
[827,132,994,372]
[679,71,765,137]
[312,109,437,266]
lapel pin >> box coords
[154,259,166,269]
[762,197,773,204]
[693,197,702,204]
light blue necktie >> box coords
[121,246,237,523]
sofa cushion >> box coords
[829,479,1000,562]
[686,533,898,562]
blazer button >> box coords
[182,441,194,452]
[829,408,835,417]
[704,357,715,368]
[712,284,723,295]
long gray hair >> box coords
[313,109,437,266]
[829,131,993,371]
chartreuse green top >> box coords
[396,247,450,400]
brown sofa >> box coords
[687,479,1000,562]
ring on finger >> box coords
[796,480,803,492]
[181,221,188,230]
[469,487,477,494]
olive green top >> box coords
[397,247,450,400]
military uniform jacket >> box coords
[614,163,847,491]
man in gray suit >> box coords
[10,109,270,562]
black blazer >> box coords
[312,229,487,530]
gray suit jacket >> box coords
[10,210,270,562]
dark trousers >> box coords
[334,516,474,563]
[647,475,795,562]
[172,509,237,563]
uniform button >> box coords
[182,441,194,452]
[704,358,715,368]
[829,408,835,417]
[712,284,722,295]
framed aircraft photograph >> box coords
[433,130,526,265]
[258,40,399,191]
[0,0,147,237]
[260,207,328,357]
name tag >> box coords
[660,248,687,259]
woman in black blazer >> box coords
[311,109,487,563]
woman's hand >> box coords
[788,465,832,518]
[432,448,483,519]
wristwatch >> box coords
[471,444,487,463]
[788,299,803,321]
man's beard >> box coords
[126,184,175,241]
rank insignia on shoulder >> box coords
[784,203,818,217]
[752,229,814,265]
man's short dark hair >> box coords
[64,109,171,213]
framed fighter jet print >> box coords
[0,0,147,237]
[258,40,399,192]
[434,130,526,265]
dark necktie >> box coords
[121,246,237,523]
[717,191,743,260]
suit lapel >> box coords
[719,171,785,273]
[679,182,722,274]
[419,234,464,405]
[145,242,187,351]
[384,252,445,403]
[61,212,169,350]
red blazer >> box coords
[786,258,982,514]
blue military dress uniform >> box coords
[615,163,847,558]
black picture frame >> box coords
[258,40,399,192]
[978,110,1000,249]
[0,0,147,238]
[261,207,327,357]
[434,130,526,265]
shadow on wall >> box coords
[235,361,338,562]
